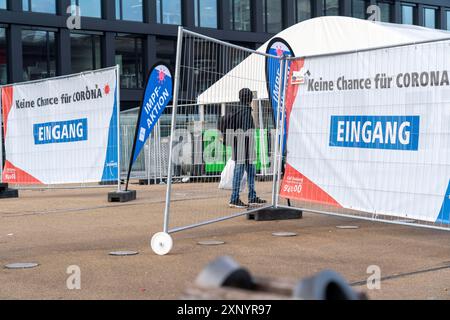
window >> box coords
[22,29,56,81]
[157,0,182,25]
[401,3,415,25]
[230,0,251,31]
[424,7,437,29]
[195,0,217,28]
[22,0,56,14]
[295,0,311,23]
[263,0,282,33]
[378,2,393,22]
[352,0,367,19]
[71,0,102,18]
[323,0,339,16]
[193,45,218,99]
[115,0,143,22]
[71,32,102,74]
[156,37,176,71]
[0,0,6,9]
[115,35,143,89]
[0,28,7,85]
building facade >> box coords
[0,0,449,110]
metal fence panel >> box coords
[161,28,286,234]
[279,39,450,230]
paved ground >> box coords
[0,183,450,300]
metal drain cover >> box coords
[109,251,139,257]
[5,263,39,270]
[198,240,226,246]
[272,232,298,237]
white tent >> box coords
[197,16,450,104]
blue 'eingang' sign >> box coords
[329,115,420,151]
[33,118,88,145]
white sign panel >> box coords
[1,67,119,185]
[281,41,450,224]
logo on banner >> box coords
[131,63,173,165]
[139,127,146,142]
[3,168,16,181]
[329,116,420,151]
[291,70,310,85]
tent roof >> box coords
[197,16,450,104]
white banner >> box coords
[281,41,450,224]
[1,67,119,185]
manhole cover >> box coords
[198,240,226,246]
[5,263,39,270]
[336,226,360,230]
[109,251,139,257]
[272,232,298,237]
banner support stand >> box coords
[163,26,184,234]
[118,59,173,201]
[275,56,290,208]
[108,65,137,203]
[150,27,183,255]
[116,65,122,193]
[271,58,285,206]
[250,57,301,221]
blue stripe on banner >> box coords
[101,81,119,182]
[436,181,450,225]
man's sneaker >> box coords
[249,197,267,207]
[229,199,248,209]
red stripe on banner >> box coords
[2,86,13,136]
[2,161,43,185]
[280,164,341,207]
[285,59,305,133]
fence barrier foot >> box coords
[0,183,19,199]
[107,190,137,203]
[247,207,302,222]
[138,179,164,185]
[98,180,118,186]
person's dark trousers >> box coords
[230,163,257,203]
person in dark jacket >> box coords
[225,88,267,208]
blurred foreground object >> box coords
[182,256,367,300]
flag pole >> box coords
[124,71,152,192]
[124,63,174,191]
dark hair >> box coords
[239,88,253,105]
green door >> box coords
[203,129,269,174]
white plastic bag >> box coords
[219,159,247,190]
